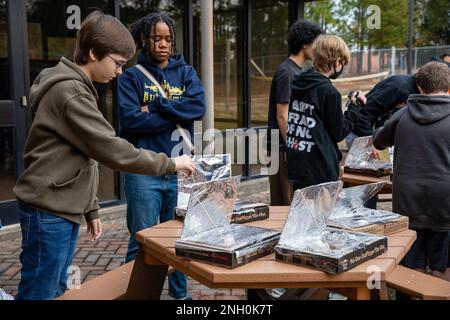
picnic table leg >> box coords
[378,281,390,300]
[125,246,168,300]
[355,287,371,300]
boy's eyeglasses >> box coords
[107,54,126,69]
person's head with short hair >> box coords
[416,61,450,95]
[288,20,323,59]
[74,10,135,83]
[312,34,350,79]
[440,51,450,64]
[131,12,176,69]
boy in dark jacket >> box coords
[374,61,450,281]
[286,35,364,190]
[267,20,322,206]
[117,12,206,300]
[351,75,419,138]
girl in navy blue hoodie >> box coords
[117,12,206,300]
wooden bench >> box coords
[57,262,134,300]
[57,261,177,300]
[387,265,450,300]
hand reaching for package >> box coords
[174,154,195,176]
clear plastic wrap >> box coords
[328,182,408,234]
[329,208,402,228]
[176,223,280,256]
[275,181,387,273]
[277,181,343,254]
[176,154,231,213]
[176,175,280,268]
[344,136,393,176]
[331,182,386,217]
[180,176,240,239]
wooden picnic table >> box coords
[342,172,392,194]
[125,206,415,300]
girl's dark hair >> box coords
[440,51,450,59]
[74,10,135,65]
[130,12,177,56]
[288,20,323,55]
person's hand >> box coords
[141,105,149,113]
[174,155,195,176]
[87,218,102,242]
[370,147,381,160]
[350,90,367,106]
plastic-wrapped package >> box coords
[175,199,270,223]
[180,176,240,239]
[332,182,386,215]
[176,176,280,269]
[344,136,393,177]
[176,154,231,215]
[328,182,409,235]
[275,181,387,274]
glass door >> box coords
[0,0,28,226]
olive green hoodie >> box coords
[13,57,176,224]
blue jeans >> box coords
[15,203,79,300]
[124,173,188,299]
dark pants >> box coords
[269,150,293,206]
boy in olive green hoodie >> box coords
[13,11,194,300]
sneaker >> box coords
[175,296,193,300]
[271,288,287,299]
[0,289,14,300]
[328,291,347,300]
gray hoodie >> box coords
[14,57,176,224]
[374,94,450,231]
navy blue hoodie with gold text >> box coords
[117,53,206,156]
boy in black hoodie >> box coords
[286,35,364,189]
[373,61,450,281]
[267,20,322,207]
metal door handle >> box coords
[20,96,27,107]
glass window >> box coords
[250,0,289,128]
[0,127,14,201]
[303,0,449,94]
[193,0,244,175]
[0,0,10,100]
[249,0,289,176]
[0,1,14,202]
[26,0,118,202]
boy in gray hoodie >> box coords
[13,11,194,300]
[374,61,450,281]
